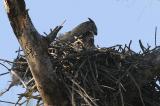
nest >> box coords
[6,40,160,106]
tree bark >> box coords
[3,0,67,105]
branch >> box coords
[155,26,157,47]
[45,20,66,43]
[0,100,19,105]
[139,40,146,53]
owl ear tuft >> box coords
[88,18,95,23]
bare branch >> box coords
[0,100,19,105]
[139,40,146,53]
[155,26,157,47]
[45,20,66,44]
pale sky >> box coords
[0,0,160,105]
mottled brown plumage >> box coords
[58,18,97,50]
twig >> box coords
[71,82,76,106]
[119,83,124,106]
[128,72,145,106]
[26,78,34,86]
[15,95,23,105]
[88,58,103,92]
[107,44,122,49]
[0,71,28,96]
[60,19,66,26]
[71,79,98,106]
[0,72,10,76]
[23,67,30,79]
[19,100,27,106]
[0,59,27,64]
[139,40,146,53]
[16,47,22,57]
[100,85,116,91]
[155,26,157,47]
[128,40,132,50]
[15,49,23,53]
[116,64,135,84]
[0,100,18,105]
[11,70,27,89]
[36,98,42,106]
[0,62,10,71]
[0,84,13,96]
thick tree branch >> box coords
[4,0,67,105]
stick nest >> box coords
[5,40,160,106]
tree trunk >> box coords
[3,0,68,105]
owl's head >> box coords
[71,18,98,37]
[88,18,98,35]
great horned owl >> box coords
[58,18,97,50]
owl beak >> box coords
[94,31,97,35]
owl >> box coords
[58,18,97,50]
